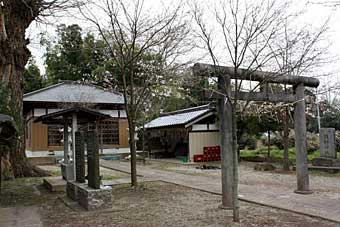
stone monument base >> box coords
[66,181,112,211]
[311,157,340,167]
[66,181,85,201]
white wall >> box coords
[120,110,127,118]
[189,131,220,162]
[47,108,62,114]
[192,123,219,131]
[33,108,46,117]
[99,110,119,117]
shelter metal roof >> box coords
[23,81,124,104]
[145,105,214,129]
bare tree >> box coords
[79,0,192,187]
[267,14,330,170]
[0,0,84,177]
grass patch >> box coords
[240,146,340,161]
[101,175,120,181]
[0,177,59,207]
[241,147,296,160]
[47,169,61,176]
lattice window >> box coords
[48,124,63,146]
[89,120,119,145]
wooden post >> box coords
[72,113,78,181]
[99,120,104,155]
[219,75,233,209]
[63,122,69,164]
[294,83,312,194]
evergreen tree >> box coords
[44,24,108,84]
[23,58,43,93]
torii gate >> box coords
[193,63,319,208]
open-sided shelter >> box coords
[145,104,220,162]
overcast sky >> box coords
[27,0,340,93]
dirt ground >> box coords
[37,181,337,227]
[1,162,340,227]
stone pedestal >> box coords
[312,157,340,167]
[61,162,74,181]
[66,181,112,211]
[78,185,112,211]
[66,181,85,201]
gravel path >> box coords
[162,162,340,200]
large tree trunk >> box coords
[0,1,41,177]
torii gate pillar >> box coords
[294,83,312,194]
[218,75,234,209]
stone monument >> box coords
[312,128,340,167]
[66,130,112,211]
[319,128,336,159]
[86,131,100,189]
[75,131,85,183]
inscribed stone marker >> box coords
[75,131,85,183]
[87,131,100,189]
[319,128,336,159]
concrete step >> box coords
[43,177,66,192]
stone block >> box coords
[77,184,112,211]
[312,157,340,167]
[43,177,66,192]
[66,181,78,201]
[254,163,276,171]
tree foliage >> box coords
[23,57,43,93]
[44,24,108,84]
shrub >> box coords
[261,132,294,149]
[238,133,258,150]
[306,132,319,154]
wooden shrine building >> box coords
[23,81,129,156]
